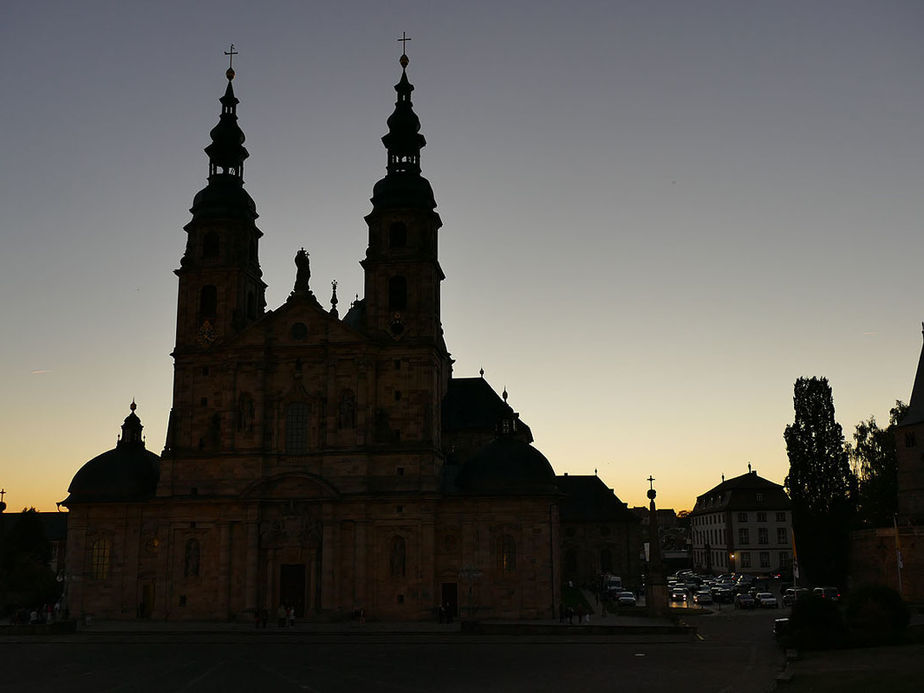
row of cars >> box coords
[668,570,782,608]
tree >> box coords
[784,377,854,586]
[847,401,907,527]
[0,508,59,614]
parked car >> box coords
[781,587,811,607]
[670,589,688,603]
[712,586,734,604]
[813,586,840,601]
[734,593,756,609]
[693,590,713,605]
[616,591,637,607]
[755,592,778,609]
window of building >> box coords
[564,549,577,576]
[756,493,764,503]
[758,527,768,544]
[285,402,310,454]
[756,511,767,522]
[741,552,751,568]
[600,549,612,574]
[497,535,517,574]
[389,222,407,248]
[906,432,916,448]
[759,551,770,568]
[776,511,786,522]
[388,276,407,311]
[777,527,787,544]
[89,538,111,580]
[779,551,789,567]
[202,231,220,258]
[199,285,217,318]
[389,536,406,578]
[738,528,750,545]
[184,538,200,577]
[738,512,748,522]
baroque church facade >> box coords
[63,54,564,621]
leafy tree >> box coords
[784,377,854,586]
[0,508,59,613]
[847,401,907,527]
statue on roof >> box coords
[293,248,311,293]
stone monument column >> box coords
[645,477,668,616]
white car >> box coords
[616,591,637,607]
[755,592,778,609]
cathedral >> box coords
[62,52,565,621]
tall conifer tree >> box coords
[784,377,854,585]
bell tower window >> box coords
[388,276,407,311]
[389,222,407,248]
[202,231,220,258]
[200,285,217,318]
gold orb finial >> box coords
[399,53,409,69]
[226,67,235,81]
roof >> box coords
[690,471,791,514]
[442,377,532,442]
[556,475,639,523]
[900,328,924,426]
[454,436,559,496]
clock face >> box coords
[197,320,217,347]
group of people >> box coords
[558,603,593,624]
[253,604,297,628]
[9,602,61,625]
[436,602,454,623]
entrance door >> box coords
[139,582,154,618]
[441,582,458,620]
[280,564,306,617]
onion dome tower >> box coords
[358,47,446,345]
[173,50,266,353]
[63,402,160,505]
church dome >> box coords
[456,434,558,496]
[63,403,160,505]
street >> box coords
[0,609,785,693]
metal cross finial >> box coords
[0,489,5,502]
[647,476,655,490]
[224,44,238,70]
[398,32,412,54]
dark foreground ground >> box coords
[0,608,920,693]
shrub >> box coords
[787,594,847,650]
[845,584,909,645]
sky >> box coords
[2,1,923,514]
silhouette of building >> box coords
[689,470,792,576]
[557,474,641,589]
[62,53,562,621]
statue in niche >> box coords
[293,248,311,293]
[237,393,255,433]
[338,390,356,429]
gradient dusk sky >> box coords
[2,1,923,513]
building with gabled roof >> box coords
[689,469,792,576]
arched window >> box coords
[184,538,200,577]
[600,548,613,574]
[390,535,406,578]
[202,231,220,258]
[89,538,111,580]
[200,285,217,318]
[338,390,356,429]
[237,393,254,433]
[497,534,516,574]
[389,222,407,248]
[388,276,407,311]
[564,549,577,577]
[285,402,310,454]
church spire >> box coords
[371,44,436,210]
[189,49,256,223]
[901,323,924,426]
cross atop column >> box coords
[224,44,238,70]
[647,475,655,490]
[397,32,412,55]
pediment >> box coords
[240,473,339,500]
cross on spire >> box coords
[224,44,238,70]
[647,475,655,490]
[397,32,412,55]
